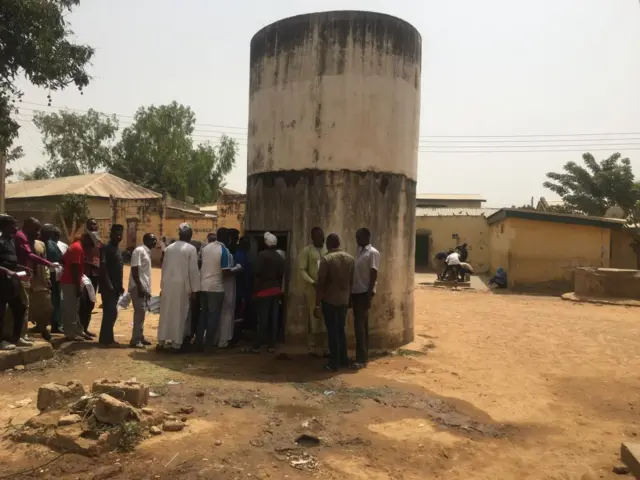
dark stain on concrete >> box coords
[249,11,421,95]
[314,102,322,137]
[251,11,421,68]
[379,175,390,195]
[267,142,274,169]
[312,149,319,165]
[245,169,416,349]
[248,120,257,136]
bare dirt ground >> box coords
[0,268,638,479]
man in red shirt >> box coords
[60,234,95,341]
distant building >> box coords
[5,173,218,263]
[536,197,564,212]
[416,193,486,209]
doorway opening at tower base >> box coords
[243,230,290,343]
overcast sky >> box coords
[14,0,640,207]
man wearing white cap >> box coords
[250,232,285,353]
[157,223,201,351]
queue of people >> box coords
[155,223,380,373]
[0,215,382,374]
[0,214,157,350]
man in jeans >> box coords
[251,232,284,354]
[80,218,101,337]
[197,229,231,350]
[129,233,156,348]
[315,233,355,372]
[60,234,94,341]
[351,228,380,369]
[98,225,124,346]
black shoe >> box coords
[141,339,152,346]
[84,331,96,338]
[51,327,63,334]
[41,330,52,342]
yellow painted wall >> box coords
[86,198,111,220]
[488,219,515,275]
[491,217,611,290]
[216,194,245,233]
[163,217,217,244]
[610,229,637,269]
[415,215,491,272]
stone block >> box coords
[58,414,82,426]
[37,381,85,411]
[21,342,54,365]
[0,342,54,371]
[55,424,102,456]
[0,349,22,371]
[163,420,185,432]
[91,379,149,407]
[621,442,640,479]
[93,394,136,425]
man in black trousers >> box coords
[350,228,380,370]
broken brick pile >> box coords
[11,378,193,456]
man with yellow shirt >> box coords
[298,226,327,357]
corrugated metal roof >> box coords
[220,187,243,196]
[416,207,499,217]
[6,173,162,200]
[198,204,218,213]
[416,193,486,201]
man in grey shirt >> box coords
[315,233,354,372]
[351,228,380,369]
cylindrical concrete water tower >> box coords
[246,11,421,348]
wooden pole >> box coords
[0,152,6,214]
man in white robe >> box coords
[157,223,200,351]
[217,229,243,348]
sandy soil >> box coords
[0,268,637,479]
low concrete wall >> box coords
[574,267,640,299]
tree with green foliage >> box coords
[0,0,93,157]
[18,166,51,181]
[32,109,119,177]
[56,193,90,241]
[110,102,238,203]
[543,152,638,217]
[5,145,24,177]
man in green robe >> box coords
[297,226,328,357]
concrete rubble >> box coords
[12,378,193,457]
[93,393,139,424]
[37,380,85,411]
[91,378,150,407]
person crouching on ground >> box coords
[98,224,124,346]
[251,232,284,353]
[315,233,355,372]
[129,233,156,348]
[441,250,461,281]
